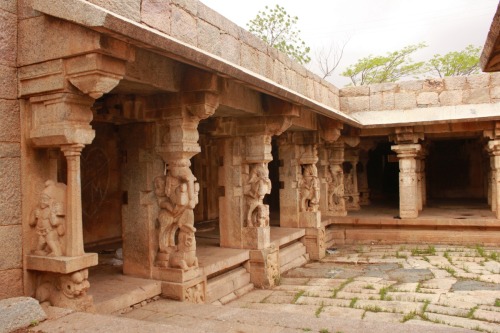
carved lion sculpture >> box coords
[170,224,198,271]
[36,269,93,311]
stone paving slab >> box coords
[222,244,500,333]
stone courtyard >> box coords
[33,244,500,332]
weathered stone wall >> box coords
[83,0,340,111]
[340,73,500,114]
[0,1,23,299]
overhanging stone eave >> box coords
[30,0,360,128]
[480,2,500,71]
[350,102,500,128]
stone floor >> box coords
[34,244,500,333]
[225,244,500,333]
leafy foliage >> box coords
[426,45,481,78]
[341,43,427,86]
[247,5,311,64]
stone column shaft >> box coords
[488,140,500,218]
[392,144,421,219]
[61,144,85,257]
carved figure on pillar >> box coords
[29,180,67,257]
[328,165,345,212]
[154,161,200,269]
[35,269,93,311]
[299,164,320,212]
[245,163,271,227]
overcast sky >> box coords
[199,0,499,86]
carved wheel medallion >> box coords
[81,147,109,220]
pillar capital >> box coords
[392,144,422,159]
[390,126,424,145]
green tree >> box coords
[426,45,481,78]
[247,5,311,64]
[341,43,427,86]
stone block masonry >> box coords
[0,3,22,299]
[340,73,500,114]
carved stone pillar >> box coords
[214,114,293,287]
[279,132,321,229]
[487,140,500,218]
[151,88,219,303]
[416,147,428,211]
[278,131,326,260]
[61,144,85,257]
[391,144,421,218]
[358,150,370,206]
[329,142,347,216]
[344,150,360,211]
[318,120,345,217]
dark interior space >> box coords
[366,140,399,205]
[427,138,485,201]
[266,138,281,224]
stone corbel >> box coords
[65,53,127,99]
[319,117,343,144]
[390,126,424,144]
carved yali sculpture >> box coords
[35,269,93,311]
[244,163,271,227]
[299,164,320,212]
[29,180,67,257]
[170,224,199,271]
[154,163,200,268]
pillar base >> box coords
[248,247,279,288]
[303,227,326,260]
[299,211,321,228]
[242,227,271,250]
[161,273,206,303]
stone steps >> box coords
[88,266,161,314]
[279,241,309,273]
[115,298,473,333]
[206,266,253,304]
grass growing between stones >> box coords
[292,290,305,304]
[349,297,358,308]
[495,299,500,307]
[315,302,325,318]
[379,287,392,301]
[411,246,436,256]
[466,305,479,319]
[331,278,353,298]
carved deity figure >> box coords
[244,163,271,227]
[29,180,66,257]
[36,269,93,311]
[154,163,199,269]
[299,164,320,212]
[328,166,345,211]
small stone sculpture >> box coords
[328,166,345,212]
[245,163,271,227]
[184,283,205,303]
[35,269,93,311]
[299,164,320,212]
[170,224,198,271]
[29,180,66,257]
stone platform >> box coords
[326,201,500,246]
